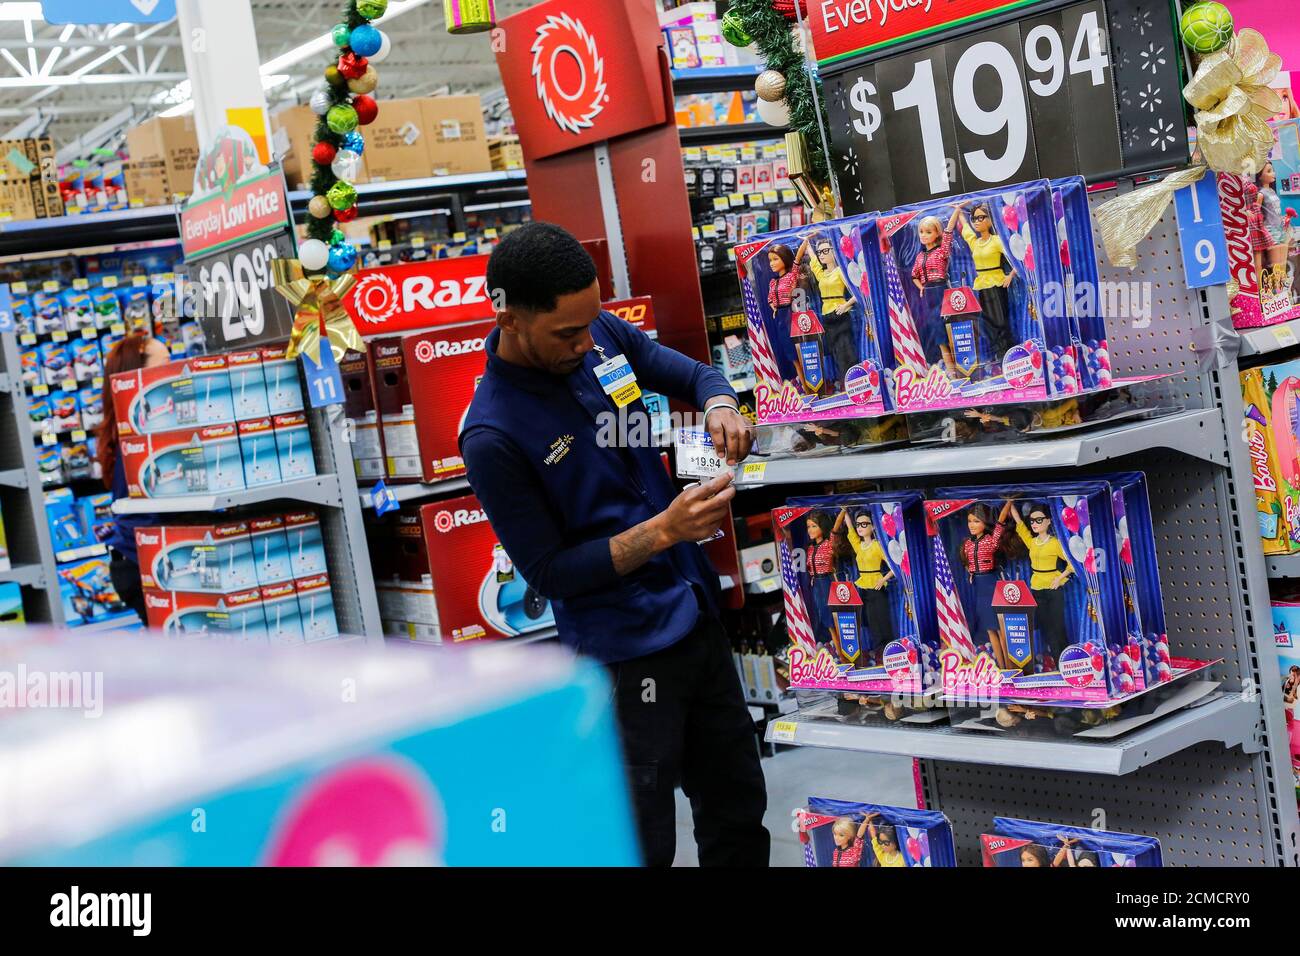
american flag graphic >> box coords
[882,245,927,372]
[931,535,975,659]
[803,838,817,868]
[779,537,817,651]
[741,273,783,388]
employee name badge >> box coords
[594,351,641,408]
[674,428,727,479]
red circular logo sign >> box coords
[432,510,454,533]
[835,583,851,603]
[950,289,967,311]
[797,313,813,333]
[1003,582,1022,603]
[352,272,400,325]
[531,13,607,135]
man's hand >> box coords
[660,471,736,545]
[705,402,753,466]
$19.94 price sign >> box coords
[192,230,297,351]
[817,0,1190,213]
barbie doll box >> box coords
[926,481,1127,702]
[1050,177,1113,392]
[862,181,1076,414]
[119,423,244,499]
[734,215,894,426]
[416,494,555,643]
[1240,361,1300,554]
[798,798,956,868]
[1268,600,1300,803]
[774,492,938,695]
[981,818,1162,868]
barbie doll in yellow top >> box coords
[1008,500,1073,662]
[797,233,860,392]
[834,506,897,661]
[958,201,1017,372]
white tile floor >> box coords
[672,746,918,866]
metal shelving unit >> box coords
[678,122,788,147]
[358,476,471,509]
[112,474,342,515]
[759,198,1300,867]
[670,64,763,93]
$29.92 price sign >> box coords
[820,0,1190,213]
[192,230,297,351]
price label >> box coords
[692,227,700,241]
[820,0,1189,212]
[728,193,745,208]
[720,149,738,162]
[19,333,36,345]
[71,429,86,442]
[411,234,426,248]
[453,231,467,243]
[702,224,717,239]
[132,276,148,287]
[51,331,67,342]
[42,281,59,293]
[41,432,56,446]
[769,719,798,743]
[741,146,757,160]
[748,192,765,207]
[61,379,76,391]
[193,230,296,351]
[684,147,703,161]
[31,384,48,396]
[762,190,779,204]
[1275,325,1300,350]
[740,461,767,483]
[72,278,88,291]
[378,239,392,251]
[12,281,27,294]
[92,377,103,388]
[102,276,118,288]
[484,228,499,239]
[80,327,96,339]
[110,323,125,336]
[713,196,730,211]
[674,429,728,479]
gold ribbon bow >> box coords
[270,258,363,364]
[1096,29,1285,268]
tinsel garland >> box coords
[727,0,829,182]
[307,1,368,244]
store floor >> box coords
[671,747,917,866]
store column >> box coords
[175,0,273,157]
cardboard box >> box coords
[340,349,386,482]
[237,417,282,488]
[418,493,555,642]
[296,572,339,641]
[142,585,267,641]
[247,515,293,586]
[273,412,316,481]
[120,423,244,498]
[261,344,304,415]
[271,104,369,190]
[369,337,420,481]
[123,160,170,209]
[488,135,524,171]
[403,319,492,483]
[135,521,257,592]
[126,115,200,200]
[284,511,326,578]
[0,178,36,222]
[261,580,304,644]
[228,349,269,420]
[111,354,234,436]
[364,98,431,182]
[422,95,490,176]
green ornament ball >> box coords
[1180,2,1234,55]
[721,10,752,47]
[331,228,347,245]
[326,180,358,211]
[308,195,332,219]
[356,0,388,20]
[326,103,359,134]
[332,23,350,47]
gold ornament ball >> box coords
[755,69,787,103]
[324,65,345,88]
[308,195,332,219]
[347,65,379,95]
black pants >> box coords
[824,310,858,384]
[109,551,147,625]
[1034,585,1068,659]
[607,617,770,867]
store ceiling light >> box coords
[0,2,42,20]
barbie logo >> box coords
[893,365,953,407]
[1248,427,1277,492]
[754,381,806,419]
[1217,174,1257,296]
[788,644,841,684]
[939,649,1004,695]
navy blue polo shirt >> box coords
[459,311,735,664]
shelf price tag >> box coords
[484,228,499,239]
[42,281,59,293]
[371,478,399,516]
[712,196,730,211]
[781,188,798,203]
[674,429,728,479]
[110,323,125,336]
[12,281,27,294]
[71,429,86,442]
[102,276,118,289]
[61,379,76,392]
[51,331,68,342]
[41,432,56,446]
[748,192,765,207]
[684,147,703,161]
[740,461,766,484]
[19,333,36,346]
[72,278,88,291]
[410,234,426,248]
[31,384,48,396]
[762,189,779,204]
[92,377,103,388]
[132,276,148,287]
[453,231,467,243]
[728,193,745,208]
[80,327,96,339]
[741,146,757,161]
[1275,325,1299,350]
[378,239,392,251]
[769,719,798,743]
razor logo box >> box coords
[403,319,494,483]
[418,493,554,642]
[110,354,234,436]
[135,521,256,592]
[141,585,267,642]
[120,424,244,498]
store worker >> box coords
[460,222,770,867]
[95,332,169,623]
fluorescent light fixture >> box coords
[0,2,42,21]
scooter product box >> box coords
[734,214,891,425]
[261,343,304,415]
[402,319,492,483]
[119,423,244,498]
[296,572,339,642]
[284,511,326,578]
[273,412,316,481]
[142,585,268,641]
[980,817,1163,867]
[927,481,1127,701]
[228,349,269,420]
[1241,361,1300,554]
[1269,600,1300,803]
[340,349,386,482]
[110,354,233,435]
[261,580,304,645]
[797,798,956,867]
[370,337,420,481]
[863,180,1074,413]
[238,417,282,488]
[775,493,939,695]
[135,521,257,592]
[373,510,440,640]
[417,494,554,642]
[247,515,293,586]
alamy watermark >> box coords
[0,666,102,718]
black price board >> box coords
[821,0,1190,213]
[192,229,297,351]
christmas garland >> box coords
[301,0,391,274]
[727,0,830,182]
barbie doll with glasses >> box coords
[797,233,860,391]
[958,201,1017,371]
[957,500,1017,669]
[1007,499,1073,662]
[834,506,897,661]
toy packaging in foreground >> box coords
[734,215,894,425]
[414,494,554,642]
[774,493,939,695]
[1241,361,1300,553]
[863,180,1075,413]
[926,482,1127,702]
[1269,601,1300,803]
[798,798,956,868]
[402,318,492,483]
[1217,119,1300,329]
[981,817,1163,867]
[119,423,244,498]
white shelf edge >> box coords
[0,563,45,588]
[112,474,343,515]
[1239,318,1300,358]
[358,476,471,509]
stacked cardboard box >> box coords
[488,135,524,171]
[0,137,64,222]
[124,115,200,203]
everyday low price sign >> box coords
[810,0,1046,64]
[181,170,292,260]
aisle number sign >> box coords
[1173,169,1230,290]
[818,0,1191,212]
[0,284,12,333]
